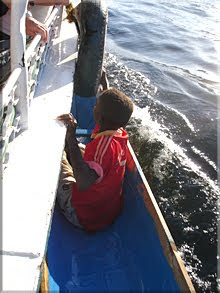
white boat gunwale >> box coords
[1,3,78,291]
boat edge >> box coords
[126,142,196,293]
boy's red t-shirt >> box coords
[72,126,128,232]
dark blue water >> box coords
[104,0,220,292]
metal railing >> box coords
[0,2,63,166]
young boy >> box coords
[57,87,133,232]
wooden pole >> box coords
[40,259,49,292]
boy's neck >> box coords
[98,125,118,133]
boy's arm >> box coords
[67,137,99,191]
[57,114,99,192]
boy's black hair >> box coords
[98,87,133,128]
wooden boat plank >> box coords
[126,142,195,292]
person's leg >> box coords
[56,151,82,228]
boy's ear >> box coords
[95,111,103,125]
[99,114,105,125]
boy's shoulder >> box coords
[91,126,128,140]
[85,128,128,161]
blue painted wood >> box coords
[47,167,180,292]
[75,129,93,136]
[71,95,96,130]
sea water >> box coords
[105,0,220,291]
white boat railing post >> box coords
[10,0,29,130]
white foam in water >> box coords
[105,53,157,97]
[166,106,195,133]
[133,105,219,194]
[191,146,217,172]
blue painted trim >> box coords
[75,129,93,136]
[71,95,96,130]
[47,170,180,292]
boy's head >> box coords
[94,88,133,129]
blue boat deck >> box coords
[47,169,180,292]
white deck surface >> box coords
[1,19,77,291]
